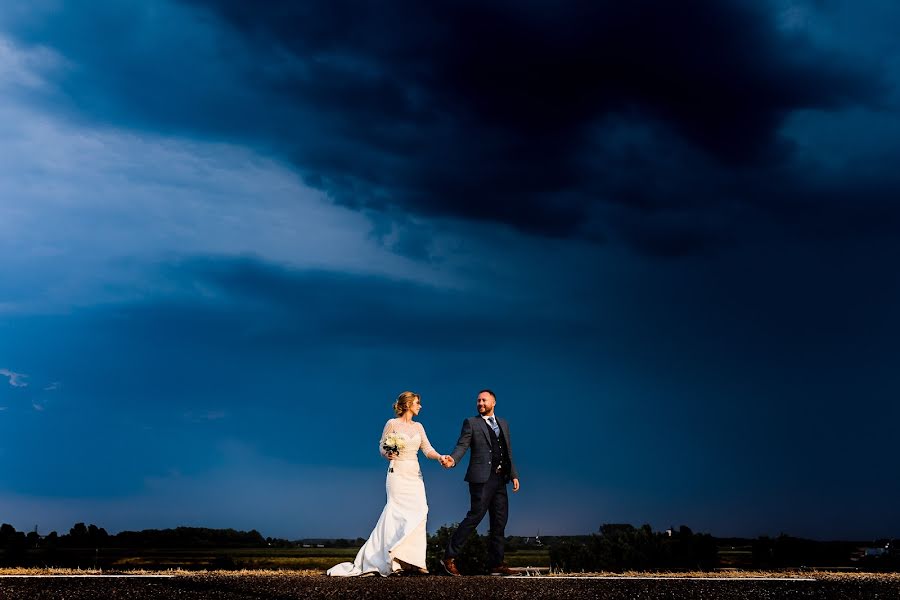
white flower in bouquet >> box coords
[382,432,408,456]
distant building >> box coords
[524,531,542,546]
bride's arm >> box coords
[380,419,396,460]
[417,423,441,460]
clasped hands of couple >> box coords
[384,451,455,468]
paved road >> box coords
[1,574,897,599]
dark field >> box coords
[3,546,551,570]
[2,573,899,600]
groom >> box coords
[440,389,519,576]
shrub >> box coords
[550,540,595,572]
[427,524,488,575]
[549,524,719,573]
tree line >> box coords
[547,524,899,572]
[1,522,269,552]
[548,524,717,571]
[3,521,898,572]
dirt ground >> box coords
[1,572,899,600]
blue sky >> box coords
[1,0,899,540]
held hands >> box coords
[384,451,398,461]
[439,455,455,468]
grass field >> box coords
[5,546,551,571]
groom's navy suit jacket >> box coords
[449,416,519,484]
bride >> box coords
[327,391,448,576]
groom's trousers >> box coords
[446,470,509,567]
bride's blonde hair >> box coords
[393,391,420,417]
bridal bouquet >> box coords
[382,432,408,456]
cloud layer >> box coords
[5,0,896,255]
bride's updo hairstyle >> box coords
[393,391,420,417]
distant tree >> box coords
[550,539,595,572]
[63,523,108,548]
[593,523,660,570]
[550,523,718,573]
[68,522,88,546]
[88,524,109,547]
[26,531,40,548]
[504,535,521,553]
[691,531,718,569]
[111,526,267,549]
[658,525,716,569]
[0,524,27,563]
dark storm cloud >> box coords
[179,0,890,246]
[8,0,891,251]
[154,256,584,350]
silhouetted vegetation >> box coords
[426,524,489,575]
[546,526,900,573]
[752,535,900,571]
[1,523,262,551]
[1,521,897,572]
[423,524,552,574]
[0,523,269,569]
[113,527,265,548]
[549,524,717,572]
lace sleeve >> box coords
[417,422,440,460]
[380,419,394,458]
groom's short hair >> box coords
[478,389,496,400]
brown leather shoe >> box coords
[489,563,516,576]
[441,557,461,576]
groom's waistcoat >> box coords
[451,416,518,484]
[489,423,512,477]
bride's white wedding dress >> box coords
[327,418,440,576]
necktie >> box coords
[488,416,500,436]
